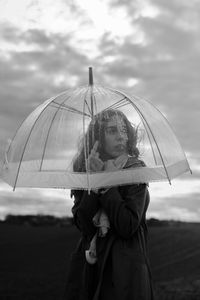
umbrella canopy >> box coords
[1,68,191,190]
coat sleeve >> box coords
[99,184,148,239]
[71,190,100,239]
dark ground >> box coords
[0,221,200,300]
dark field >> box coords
[0,221,200,300]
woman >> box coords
[64,109,154,300]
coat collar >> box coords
[124,156,146,169]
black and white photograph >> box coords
[0,0,199,299]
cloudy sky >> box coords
[0,0,199,221]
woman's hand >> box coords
[87,141,104,172]
[103,160,118,171]
[104,154,128,171]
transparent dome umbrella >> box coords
[1,68,191,191]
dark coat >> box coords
[64,160,154,300]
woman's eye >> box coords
[107,128,117,134]
[106,126,127,135]
[122,127,128,134]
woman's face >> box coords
[103,115,128,158]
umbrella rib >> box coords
[139,120,158,165]
[84,99,92,116]
[111,101,129,110]
[134,95,192,174]
[94,84,105,97]
[51,101,91,117]
[131,101,171,183]
[111,98,158,165]
[103,96,127,111]
[6,90,71,161]
[110,100,128,110]
[40,93,92,170]
[12,92,71,189]
[3,95,54,168]
[93,85,128,112]
[107,88,172,184]
[123,95,158,165]
[93,94,97,115]
[40,88,92,173]
[92,84,107,112]
[83,86,91,191]
[39,96,72,171]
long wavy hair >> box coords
[73,109,139,172]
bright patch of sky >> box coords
[148,206,200,223]
[0,0,159,57]
[0,0,199,222]
[137,1,160,18]
[0,174,199,221]
[149,178,200,202]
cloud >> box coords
[0,23,90,80]
[0,0,200,221]
[0,24,91,161]
[148,178,200,221]
[1,177,199,222]
[147,205,200,222]
[149,178,198,199]
[0,181,72,220]
[96,0,200,160]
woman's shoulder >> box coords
[120,157,148,194]
[124,156,146,169]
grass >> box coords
[0,221,200,299]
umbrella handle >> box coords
[89,67,93,86]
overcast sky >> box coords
[0,0,199,221]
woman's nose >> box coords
[116,130,126,140]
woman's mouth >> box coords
[115,144,126,151]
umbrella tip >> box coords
[89,67,93,86]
